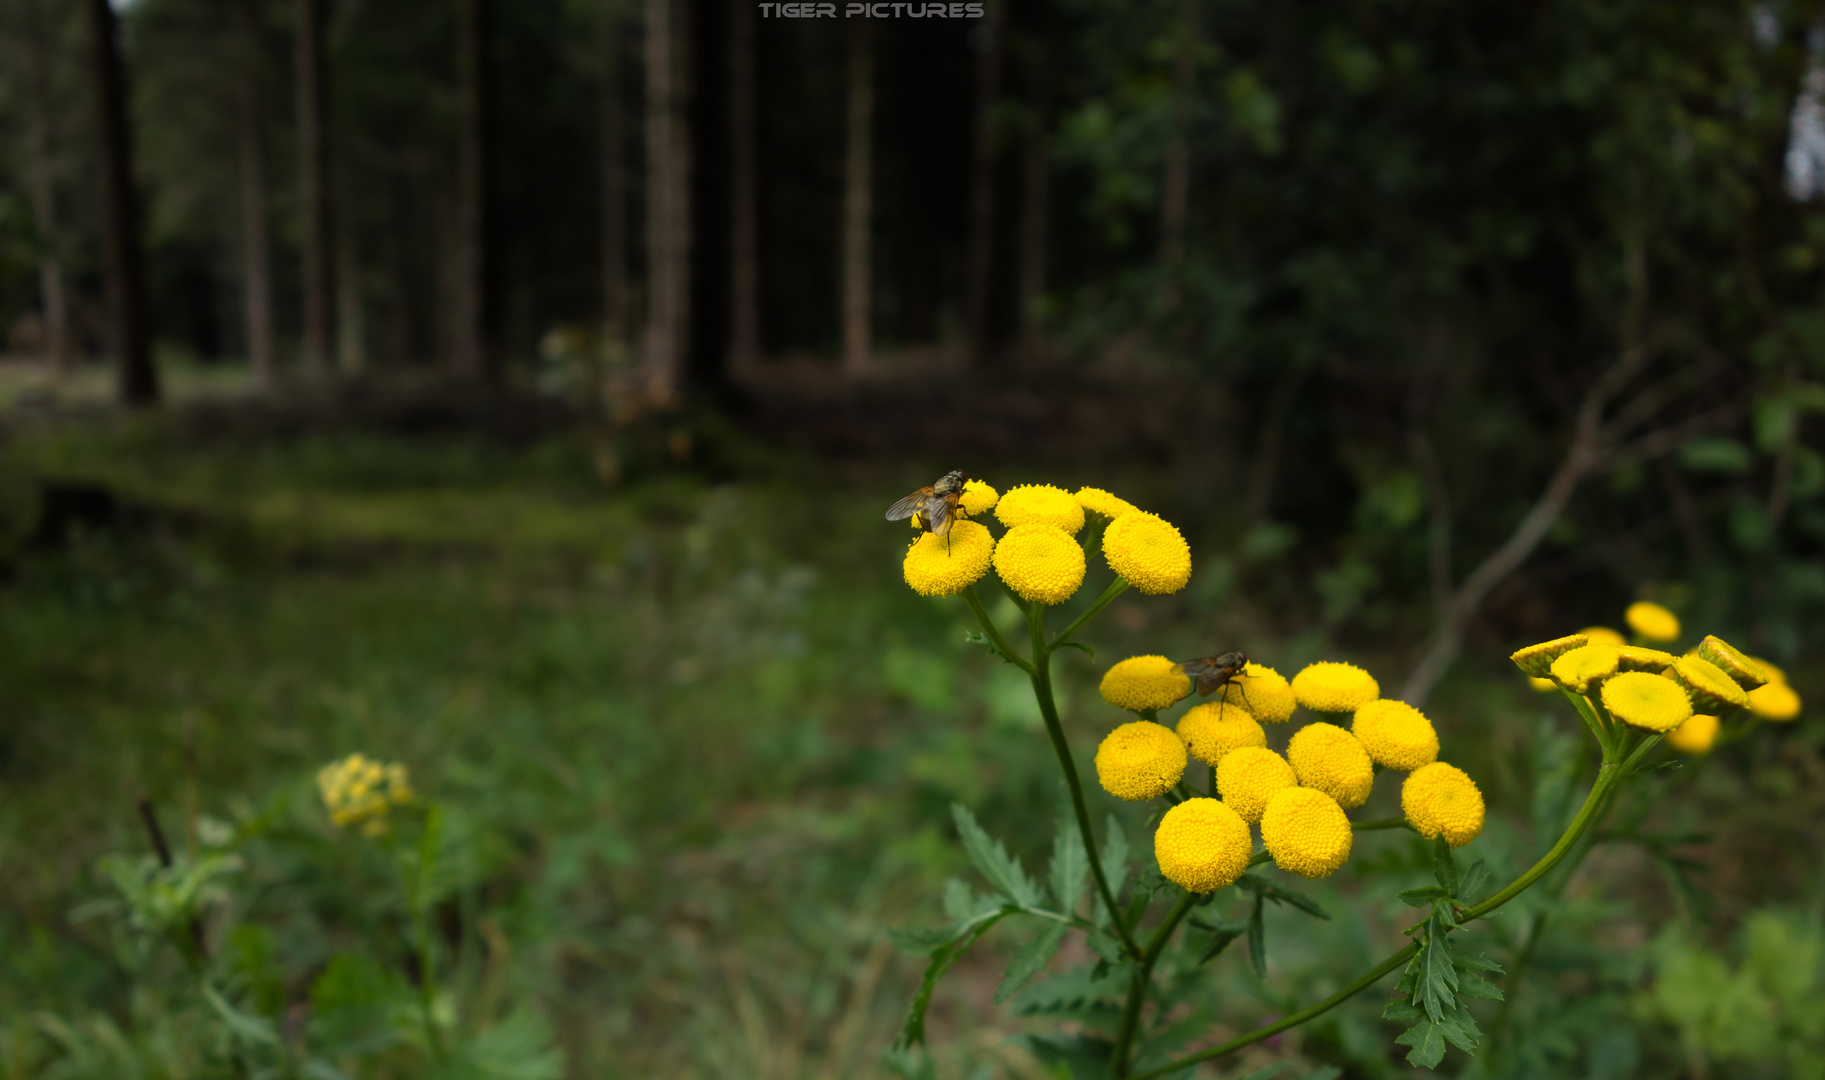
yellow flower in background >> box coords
[318,753,413,832]
[995,484,1085,535]
[1694,635,1768,689]
[1076,486,1139,519]
[1402,762,1485,848]
[1579,626,1627,648]
[1100,655,1193,711]
[1103,512,1192,595]
[1601,672,1693,732]
[1616,646,1678,673]
[993,524,1086,605]
[1669,656,1748,712]
[1261,787,1353,879]
[1748,681,1801,722]
[1216,746,1297,824]
[1626,601,1681,643]
[1214,663,1297,724]
[1351,699,1440,771]
[1510,633,1589,678]
[1665,714,1720,755]
[1529,677,1557,692]
[1176,701,1266,766]
[1549,644,1620,693]
[1291,662,1380,713]
[1095,721,1188,801]
[1287,722,1375,808]
[902,520,994,597]
[1154,798,1252,893]
[959,479,1000,518]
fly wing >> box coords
[1179,658,1224,696]
[925,496,956,537]
[886,488,934,521]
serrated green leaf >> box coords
[1433,835,1459,897]
[887,923,969,954]
[203,983,279,1045]
[1247,895,1267,979]
[1416,914,1460,1022]
[1087,929,1127,964]
[1453,951,1505,973]
[1395,1020,1447,1068]
[943,878,1001,923]
[964,631,1022,667]
[1101,814,1129,900]
[1459,859,1490,905]
[1398,886,1450,907]
[1055,640,1095,660]
[896,913,1008,1047]
[952,804,1042,908]
[1435,996,1483,1053]
[996,921,1068,1005]
[1049,816,1088,916]
[1457,971,1504,1001]
[1382,999,1424,1022]
[1195,922,1246,966]
[1236,873,1331,919]
[1635,757,1684,774]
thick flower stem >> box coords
[1111,890,1197,1076]
[1023,600,1143,960]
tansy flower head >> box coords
[1103,512,1192,595]
[1351,699,1440,771]
[1100,655,1193,712]
[1600,671,1693,733]
[1510,634,1589,678]
[993,524,1086,605]
[995,484,1085,535]
[1261,787,1353,879]
[1216,746,1297,824]
[1616,646,1678,673]
[1579,626,1627,648]
[1669,656,1748,712]
[1154,798,1252,893]
[1214,662,1297,724]
[1665,714,1720,755]
[1694,635,1768,689]
[1626,601,1681,643]
[1076,486,1140,519]
[1748,680,1801,722]
[902,520,994,597]
[1287,722,1375,808]
[1529,677,1557,692]
[1291,662,1379,713]
[1402,762,1485,848]
[318,753,414,832]
[1095,721,1188,801]
[1176,701,1266,766]
[1549,644,1620,694]
[959,479,1000,518]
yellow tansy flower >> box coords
[1615,646,1678,673]
[318,753,413,831]
[1626,601,1681,643]
[1529,677,1557,692]
[993,524,1086,605]
[995,484,1085,535]
[1287,722,1375,809]
[1216,746,1297,824]
[902,519,994,597]
[1579,626,1627,648]
[1549,644,1620,693]
[1261,787,1353,879]
[959,479,1000,518]
[1075,486,1140,518]
[1103,512,1192,595]
[1100,655,1193,712]
[1213,662,1297,724]
[1402,762,1485,848]
[1748,681,1801,722]
[1095,721,1188,801]
[1600,671,1693,733]
[1154,798,1252,893]
[1291,662,1380,713]
[1510,634,1589,678]
[1176,701,1266,766]
[1694,635,1768,689]
[1669,656,1748,712]
[1351,699,1440,771]
[1665,714,1720,755]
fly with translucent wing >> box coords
[885,470,969,538]
[1180,651,1253,712]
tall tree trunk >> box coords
[24,0,70,375]
[642,0,689,404]
[337,218,366,372]
[601,0,629,348]
[235,0,276,385]
[727,0,758,370]
[1158,0,1195,271]
[964,3,1003,363]
[841,19,871,377]
[1017,72,1048,356]
[83,0,157,404]
[454,0,500,382]
[296,0,332,378]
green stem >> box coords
[963,586,1034,675]
[1053,578,1131,649]
[1112,891,1198,1077]
[1352,816,1413,832]
[1462,762,1618,921]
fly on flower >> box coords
[886,470,969,538]
[1180,652,1251,708]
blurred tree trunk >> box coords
[337,218,366,372]
[82,0,157,405]
[727,0,757,370]
[23,0,70,375]
[235,0,275,386]
[1159,0,1195,273]
[1017,67,1048,356]
[642,0,689,404]
[964,3,1002,363]
[454,0,501,382]
[601,0,629,347]
[296,0,332,378]
[841,19,871,377]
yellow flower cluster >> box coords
[318,753,414,835]
[1215,746,1296,824]
[1214,663,1297,723]
[1748,660,1801,721]
[1286,722,1374,809]
[1261,787,1353,878]
[1103,512,1192,595]
[994,524,1086,605]
[902,520,995,597]
[1099,655,1192,712]
[995,484,1085,535]
[1626,601,1681,643]
[1351,699,1439,771]
[1291,662,1379,713]
[1665,713,1719,754]
[1176,701,1265,765]
[959,479,1000,518]
[1402,762,1485,848]
[1094,721,1187,801]
[1154,798,1252,893]
[1076,486,1139,518]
